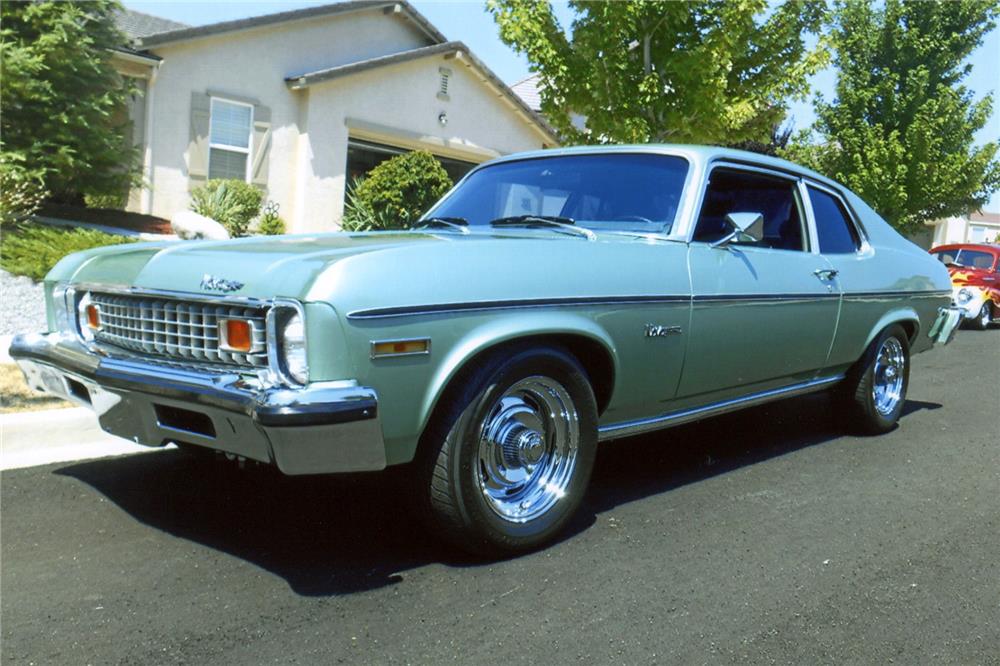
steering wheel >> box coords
[615,215,655,224]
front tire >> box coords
[838,324,910,435]
[416,346,598,555]
[969,302,992,330]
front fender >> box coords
[416,311,619,436]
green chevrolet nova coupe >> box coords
[11,145,963,553]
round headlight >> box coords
[956,288,973,305]
[280,312,308,385]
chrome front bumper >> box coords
[929,306,964,346]
[8,332,387,475]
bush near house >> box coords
[190,179,264,237]
[255,200,286,235]
[341,151,453,231]
[0,163,48,227]
[0,223,136,282]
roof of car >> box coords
[482,144,844,192]
[930,243,1000,252]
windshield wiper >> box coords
[489,215,595,240]
[415,216,470,234]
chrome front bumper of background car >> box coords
[8,332,387,475]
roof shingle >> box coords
[115,8,189,42]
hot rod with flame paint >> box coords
[929,243,1000,330]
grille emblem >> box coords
[200,274,244,293]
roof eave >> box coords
[136,1,446,49]
[286,42,560,145]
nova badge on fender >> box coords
[645,324,682,337]
[200,274,244,293]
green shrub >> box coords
[83,190,128,210]
[0,223,135,281]
[340,150,452,231]
[255,200,286,235]
[190,179,263,237]
[0,163,47,227]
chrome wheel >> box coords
[477,376,580,523]
[980,304,991,328]
[872,337,905,416]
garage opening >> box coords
[346,138,477,184]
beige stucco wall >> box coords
[296,53,551,232]
[132,8,553,233]
[138,9,433,226]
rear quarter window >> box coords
[808,186,861,254]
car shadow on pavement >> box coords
[54,393,942,598]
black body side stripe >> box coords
[346,289,951,320]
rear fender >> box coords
[863,307,921,350]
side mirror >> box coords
[711,212,764,248]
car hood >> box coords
[50,232,452,299]
[50,229,686,303]
[947,265,993,288]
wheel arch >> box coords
[416,314,619,438]
[863,308,920,351]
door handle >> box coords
[813,268,839,281]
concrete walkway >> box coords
[0,407,160,471]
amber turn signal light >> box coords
[371,338,430,358]
[220,319,252,352]
[85,304,101,330]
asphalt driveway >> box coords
[2,328,998,664]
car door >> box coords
[677,165,842,401]
[803,182,890,370]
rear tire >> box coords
[837,324,910,435]
[415,345,598,555]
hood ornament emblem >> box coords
[200,274,244,293]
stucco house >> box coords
[111,1,558,233]
[926,210,1000,247]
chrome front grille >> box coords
[89,292,269,368]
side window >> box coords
[693,168,805,251]
[808,186,861,254]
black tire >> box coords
[837,324,910,435]
[969,302,991,331]
[415,345,598,555]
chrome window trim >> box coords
[688,160,812,253]
[802,180,872,255]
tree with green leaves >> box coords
[0,0,138,203]
[488,0,828,145]
[785,0,1000,233]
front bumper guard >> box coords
[8,332,387,475]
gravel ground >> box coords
[0,269,46,335]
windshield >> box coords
[932,248,996,270]
[428,153,689,234]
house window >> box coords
[208,98,253,181]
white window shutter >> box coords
[188,92,211,189]
[251,103,271,188]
